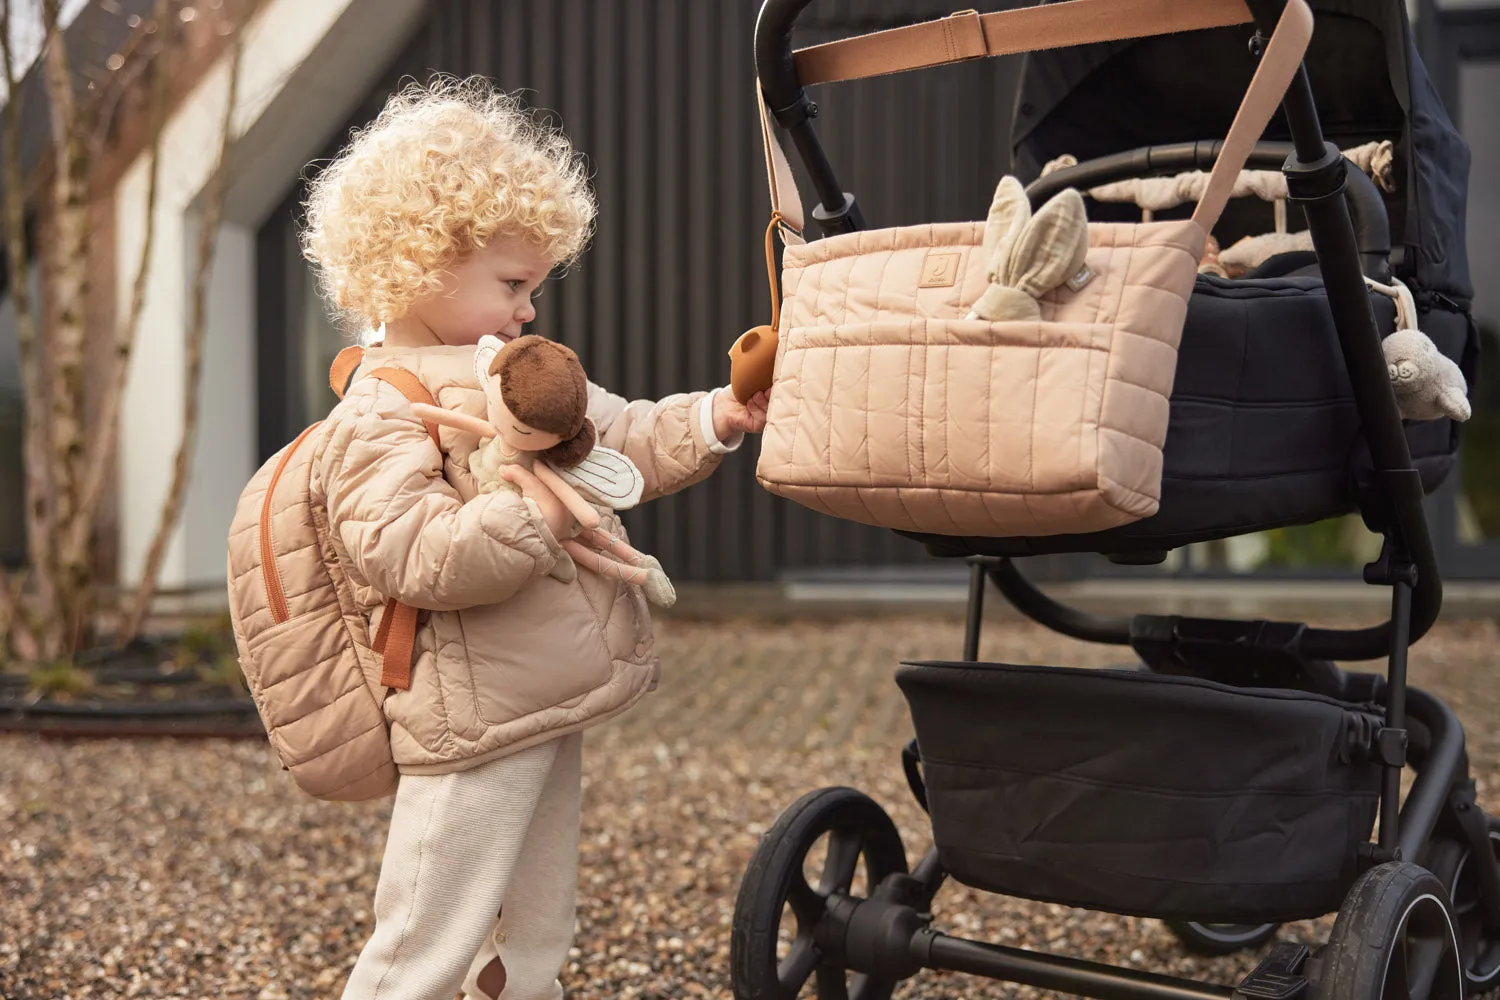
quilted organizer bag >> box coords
[753,0,1313,537]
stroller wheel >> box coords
[1312,861,1463,1000]
[1162,920,1281,956]
[1421,816,1500,994]
[730,786,908,1000]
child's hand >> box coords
[713,388,769,440]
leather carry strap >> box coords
[760,0,1314,237]
[795,0,1252,87]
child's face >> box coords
[406,237,553,347]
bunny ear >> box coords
[1006,187,1090,298]
[474,334,505,385]
[982,175,1031,281]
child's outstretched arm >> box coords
[319,379,571,611]
[585,384,746,503]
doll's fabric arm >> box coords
[409,402,495,440]
[318,378,567,611]
[585,382,732,502]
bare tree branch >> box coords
[1,0,61,659]
[117,5,245,645]
[59,0,172,619]
[83,13,159,165]
[41,0,97,651]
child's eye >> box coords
[506,279,526,292]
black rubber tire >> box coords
[1421,816,1500,995]
[1313,861,1464,1000]
[730,787,908,1000]
[1163,920,1281,957]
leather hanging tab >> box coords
[329,345,366,399]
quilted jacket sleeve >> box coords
[587,383,736,503]
[319,378,566,611]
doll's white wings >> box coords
[474,335,505,384]
[546,446,645,510]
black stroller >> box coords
[730,2,1493,999]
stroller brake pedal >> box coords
[1232,942,1310,1000]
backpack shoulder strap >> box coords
[328,345,442,448]
[325,345,442,692]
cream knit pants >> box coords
[340,732,582,1000]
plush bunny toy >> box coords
[968,175,1092,322]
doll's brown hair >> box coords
[489,336,596,467]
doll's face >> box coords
[491,390,563,454]
[400,237,553,347]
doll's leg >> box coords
[560,538,649,585]
[561,538,676,609]
[461,732,583,1000]
[339,740,563,1000]
[578,525,654,567]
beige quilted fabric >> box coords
[227,424,400,802]
[755,218,1206,537]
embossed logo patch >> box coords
[919,250,962,288]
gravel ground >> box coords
[4,614,1500,1000]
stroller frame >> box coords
[733,3,1500,999]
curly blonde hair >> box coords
[300,75,597,331]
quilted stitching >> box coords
[758,218,1204,536]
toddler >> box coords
[301,76,768,1000]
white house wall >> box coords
[182,221,254,585]
[116,0,426,592]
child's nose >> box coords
[517,297,537,323]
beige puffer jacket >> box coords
[314,345,729,775]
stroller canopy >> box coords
[1009,0,1472,300]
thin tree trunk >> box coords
[0,0,59,661]
[42,0,96,655]
[60,0,173,641]
[116,21,245,645]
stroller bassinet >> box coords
[731,3,1500,1000]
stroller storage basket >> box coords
[895,661,1383,923]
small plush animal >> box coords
[1365,276,1472,424]
[1384,328,1471,423]
[968,175,1092,322]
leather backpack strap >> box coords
[330,345,365,399]
[759,0,1313,237]
[324,352,443,693]
[371,598,420,691]
[326,346,442,447]
[366,366,442,448]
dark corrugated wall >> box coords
[259,0,1027,582]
